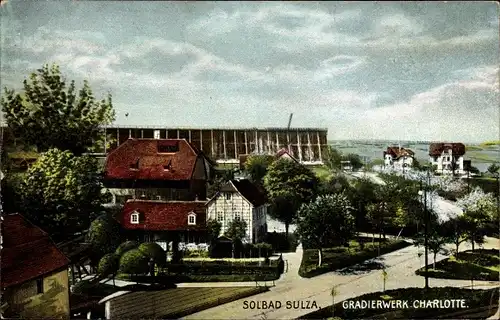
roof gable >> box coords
[1,214,70,289]
[105,139,210,181]
[429,143,465,156]
[230,179,267,207]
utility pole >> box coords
[422,167,430,289]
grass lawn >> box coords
[300,287,499,320]
[415,249,500,281]
[299,238,410,278]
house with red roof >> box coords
[383,146,415,171]
[428,142,466,175]
[1,214,71,319]
[206,179,268,244]
[104,139,215,205]
[119,200,208,244]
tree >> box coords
[296,194,356,267]
[225,219,247,258]
[345,153,363,171]
[86,213,121,266]
[487,163,500,175]
[118,249,149,275]
[138,242,167,267]
[264,159,319,240]
[442,216,468,255]
[322,146,342,171]
[415,229,450,269]
[97,253,120,286]
[318,174,351,195]
[207,219,222,245]
[244,155,275,184]
[457,187,496,250]
[1,64,115,155]
[225,219,247,242]
[115,240,139,256]
[19,149,105,241]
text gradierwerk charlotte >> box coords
[342,299,468,309]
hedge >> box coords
[299,240,410,278]
[157,263,281,276]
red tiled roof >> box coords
[119,200,207,231]
[429,143,465,156]
[1,214,70,289]
[105,139,209,181]
[276,148,299,163]
[384,146,415,159]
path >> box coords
[183,238,499,320]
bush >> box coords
[118,248,149,274]
[97,253,120,278]
[156,263,282,277]
[138,242,167,267]
[115,240,139,256]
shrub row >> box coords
[118,273,280,283]
[158,263,281,276]
[415,259,499,281]
[299,240,410,278]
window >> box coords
[130,159,139,170]
[235,212,241,221]
[217,213,224,222]
[36,278,44,294]
[225,193,231,200]
[157,141,179,153]
[163,160,173,171]
[188,212,196,225]
[131,212,139,224]
[154,130,161,139]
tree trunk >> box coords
[471,239,475,251]
[455,242,459,256]
[318,248,323,267]
[433,252,437,269]
[285,223,289,242]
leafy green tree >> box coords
[318,174,351,195]
[487,163,500,175]
[115,240,139,256]
[462,209,489,251]
[323,146,342,171]
[244,154,275,184]
[19,149,104,241]
[1,64,115,155]
[415,229,450,269]
[86,213,121,266]
[296,194,356,267]
[207,219,222,241]
[138,242,167,267]
[225,219,247,242]
[97,253,120,286]
[264,158,319,239]
[118,249,149,275]
[442,216,468,255]
[345,153,363,171]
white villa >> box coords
[429,143,466,175]
[383,146,415,171]
[206,179,268,243]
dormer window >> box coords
[163,160,173,171]
[188,212,196,225]
[130,159,139,170]
[157,141,179,153]
[130,211,140,224]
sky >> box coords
[1,1,499,142]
